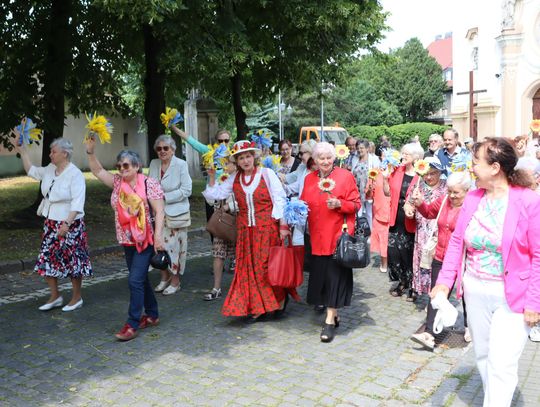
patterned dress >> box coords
[222,175,286,316]
[411,180,446,294]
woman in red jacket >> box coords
[409,171,472,350]
[301,142,360,343]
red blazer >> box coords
[301,167,361,256]
[388,166,418,233]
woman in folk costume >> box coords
[203,140,296,323]
[86,137,165,342]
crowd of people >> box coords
[11,124,540,406]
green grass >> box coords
[0,173,207,262]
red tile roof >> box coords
[427,36,452,70]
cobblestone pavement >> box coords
[1,232,539,406]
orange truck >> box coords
[298,126,349,145]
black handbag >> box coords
[334,215,370,269]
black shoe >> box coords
[334,316,340,328]
[274,295,289,319]
[314,305,326,313]
[245,313,268,324]
[320,323,336,343]
[390,284,404,297]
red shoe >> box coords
[139,315,160,329]
[115,323,138,341]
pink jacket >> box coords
[437,186,540,313]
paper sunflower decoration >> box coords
[450,153,469,173]
[160,107,183,129]
[218,173,230,184]
[335,144,350,160]
[262,154,281,173]
[381,148,401,171]
[16,117,42,146]
[283,199,309,227]
[368,168,379,180]
[318,177,336,194]
[202,143,230,170]
[250,129,272,150]
[414,159,430,176]
[84,113,113,144]
[530,119,540,134]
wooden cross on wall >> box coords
[456,71,487,141]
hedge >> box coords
[348,122,450,148]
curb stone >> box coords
[0,227,209,275]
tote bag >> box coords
[268,239,304,287]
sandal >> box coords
[203,288,222,301]
[320,323,336,343]
[390,285,404,297]
[405,289,417,302]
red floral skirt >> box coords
[222,224,288,317]
[34,219,93,278]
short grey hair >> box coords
[429,133,442,142]
[154,134,176,151]
[312,141,336,161]
[116,150,143,173]
[447,171,472,191]
[300,139,317,154]
[401,142,424,160]
[50,138,73,160]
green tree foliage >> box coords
[348,122,448,147]
[0,1,130,162]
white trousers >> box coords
[463,273,530,407]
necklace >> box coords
[241,167,257,187]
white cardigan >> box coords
[29,163,85,221]
[148,156,192,217]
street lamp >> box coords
[277,90,293,141]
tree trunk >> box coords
[40,0,73,166]
[231,73,247,140]
[143,24,166,161]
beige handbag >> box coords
[165,212,191,229]
[420,195,447,269]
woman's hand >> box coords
[381,168,390,179]
[279,228,291,240]
[430,284,450,299]
[524,309,540,327]
[58,222,69,237]
[411,187,424,207]
[154,235,165,252]
[10,127,23,151]
[326,197,341,210]
[85,133,96,154]
[403,201,415,218]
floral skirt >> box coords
[163,226,187,275]
[34,219,93,278]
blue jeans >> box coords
[123,245,159,329]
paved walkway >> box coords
[1,233,539,406]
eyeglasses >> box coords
[429,140,438,143]
[298,151,307,156]
[217,139,230,144]
[116,162,131,171]
[156,146,170,152]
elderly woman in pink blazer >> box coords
[431,137,540,407]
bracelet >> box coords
[279,225,290,231]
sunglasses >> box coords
[116,162,131,171]
[217,139,230,144]
[156,146,170,152]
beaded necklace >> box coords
[241,167,257,187]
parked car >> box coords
[298,126,349,145]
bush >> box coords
[347,122,448,148]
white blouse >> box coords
[203,168,286,226]
[28,163,86,221]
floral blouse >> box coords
[111,175,164,245]
[464,194,508,281]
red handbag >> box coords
[268,239,305,288]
